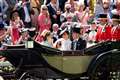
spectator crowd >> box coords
[0,0,120,51]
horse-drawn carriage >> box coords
[0,39,120,80]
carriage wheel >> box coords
[19,70,46,80]
[90,52,120,80]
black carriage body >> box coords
[0,41,120,80]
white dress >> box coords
[55,38,71,51]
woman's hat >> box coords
[20,28,28,33]
[59,28,69,36]
[28,27,36,31]
[40,29,50,37]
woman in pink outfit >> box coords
[75,2,90,25]
[36,5,51,42]
[38,5,51,33]
[10,10,24,45]
[75,2,90,35]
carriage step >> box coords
[79,76,89,80]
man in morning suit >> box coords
[71,27,87,50]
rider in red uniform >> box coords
[96,14,112,42]
[111,14,120,41]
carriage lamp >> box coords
[25,41,34,48]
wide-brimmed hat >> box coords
[20,28,28,33]
[59,28,69,36]
[40,29,50,37]
[28,27,36,31]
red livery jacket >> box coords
[96,24,112,42]
[112,25,120,41]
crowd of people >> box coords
[0,0,120,51]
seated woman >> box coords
[16,27,36,44]
[40,29,53,47]
[54,28,71,51]
[17,28,29,44]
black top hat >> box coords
[72,27,80,34]
[28,27,36,37]
[98,14,107,19]
[112,14,120,21]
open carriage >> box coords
[0,40,120,80]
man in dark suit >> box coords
[15,0,32,28]
[59,0,67,12]
[44,0,67,12]
[47,0,61,26]
[71,27,87,50]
